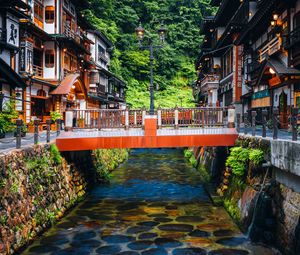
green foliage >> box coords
[93,149,129,182]
[184,149,193,159]
[50,111,62,123]
[0,100,19,133]
[84,0,215,108]
[226,147,249,176]
[249,149,264,168]
[50,144,63,165]
[224,197,241,222]
[0,215,8,225]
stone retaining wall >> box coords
[0,144,128,255]
[192,137,300,255]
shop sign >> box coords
[6,15,19,48]
[252,89,270,100]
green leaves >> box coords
[84,0,215,108]
[226,147,250,176]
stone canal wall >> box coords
[190,137,300,255]
[0,144,128,255]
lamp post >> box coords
[135,22,167,115]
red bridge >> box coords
[56,107,238,151]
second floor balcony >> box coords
[33,65,43,79]
[200,74,220,92]
[259,36,282,62]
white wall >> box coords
[43,41,56,79]
[44,0,56,34]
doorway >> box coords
[279,91,288,129]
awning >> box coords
[255,57,300,87]
[0,58,27,88]
[49,73,87,98]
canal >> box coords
[21,149,279,255]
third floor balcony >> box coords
[259,36,282,62]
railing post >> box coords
[227,107,235,128]
[244,112,249,135]
[262,109,268,138]
[134,111,137,126]
[65,108,73,131]
[273,108,279,140]
[142,108,146,129]
[236,113,241,133]
[251,111,257,137]
[174,106,179,129]
[125,107,129,130]
[157,107,162,129]
[16,119,22,149]
[291,107,298,141]
[56,118,61,136]
[34,119,40,145]
[46,119,51,143]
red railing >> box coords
[71,107,229,130]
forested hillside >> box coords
[83,0,214,108]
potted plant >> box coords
[78,117,85,128]
[0,100,19,138]
[50,111,63,131]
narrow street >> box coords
[21,149,279,255]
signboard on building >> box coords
[6,15,19,48]
[19,41,33,73]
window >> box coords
[222,48,233,78]
[45,50,55,68]
[34,2,44,21]
[45,6,55,23]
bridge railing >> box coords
[68,107,232,130]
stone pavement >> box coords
[0,131,58,154]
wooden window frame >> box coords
[45,6,55,24]
[45,50,55,68]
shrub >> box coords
[50,144,63,165]
[226,147,249,176]
[0,100,19,133]
[249,149,264,168]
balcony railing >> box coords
[201,74,220,88]
[33,65,43,78]
[98,53,109,62]
[63,24,80,44]
[259,36,282,62]
[284,26,300,49]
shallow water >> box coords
[21,149,280,255]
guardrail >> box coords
[67,107,231,130]
[0,119,62,150]
[236,107,299,141]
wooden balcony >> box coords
[259,36,282,62]
[33,65,43,78]
[200,74,219,92]
[63,24,80,44]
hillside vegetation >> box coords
[83,0,214,108]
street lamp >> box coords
[135,22,167,115]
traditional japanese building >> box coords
[0,0,29,112]
[235,0,300,128]
[87,30,126,109]
[195,0,245,112]
[196,0,300,129]
[0,0,126,127]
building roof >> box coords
[87,30,113,48]
[267,58,300,75]
[0,58,27,88]
[49,73,87,98]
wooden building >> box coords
[0,0,126,127]
[0,1,29,113]
[196,0,300,129]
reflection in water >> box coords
[21,149,280,255]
